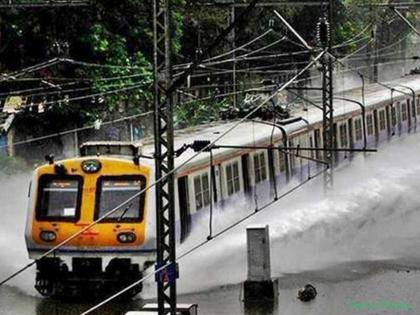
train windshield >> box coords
[96,176,146,222]
[36,175,82,221]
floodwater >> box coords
[2,130,420,315]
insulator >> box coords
[316,17,330,47]
[191,140,211,152]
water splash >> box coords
[0,172,36,296]
[174,132,420,294]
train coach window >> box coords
[253,152,267,183]
[194,173,210,210]
[379,110,386,131]
[226,161,240,196]
[96,176,146,222]
[36,175,82,221]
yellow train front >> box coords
[24,142,155,299]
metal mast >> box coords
[318,0,334,188]
[153,0,177,314]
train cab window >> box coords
[96,176,146,222]
[354,118,363,141]
[401,103,408,121]
[36,175,82,221]
[379,110,386,131]
[193,173,210,210]
[226,161,240,196]
[253,152,267,183]
[366,114,374,135]
[339,123,348,147]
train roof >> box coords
[139,74,420,173]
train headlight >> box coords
[81,160,102,173]
[117,232,136,243]
[40,231,57,242]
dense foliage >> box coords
[0,0,410,128]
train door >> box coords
[395,102,402,135]
[314,128,322,160]
[209,163,218,203]
[373,109,379,142]
[267,148,276,197]
[401,101,408,132]
[385,106,391,137]
[288,138,296,175]
[378,108,387,141]
[417,98,420,123]
[241,154,251,196]
[178,176,191,242]
[332,123,338,162]
[338,122,348,160]
[348,118,354,149]
[407,99,412,131]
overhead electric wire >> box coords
[331,53,415,98]
[15,81,152,110]
[60,58,147,70]
[188,32,387,79]
[240,36,287,58]
[0,111,153,150]
[340,30,414,61]
[179,59,311,79]
[0,57,151,83]
[179,56,419,108]
[203,29,274,62]
[181,65,300,79]
[0,73,151,98]
[175,49,313,71]
[333,22,373,49]
[0,58,63,81]
[0,78,150,101]
[338,38,374,61]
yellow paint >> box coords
[31,157,151,249]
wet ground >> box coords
[2,262,420,315]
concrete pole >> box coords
[243,225,275,303]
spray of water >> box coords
[0,172,36,295]
[171,132,420,295]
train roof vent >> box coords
[79,141,142,157]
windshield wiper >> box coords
[118,203,132,222]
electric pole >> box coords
[231,5,237,107]
[153,0,177,314]
[318,0,334,188]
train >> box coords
[24,73,420,299]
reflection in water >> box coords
[244,301,275,315]
[36,298,143,315]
